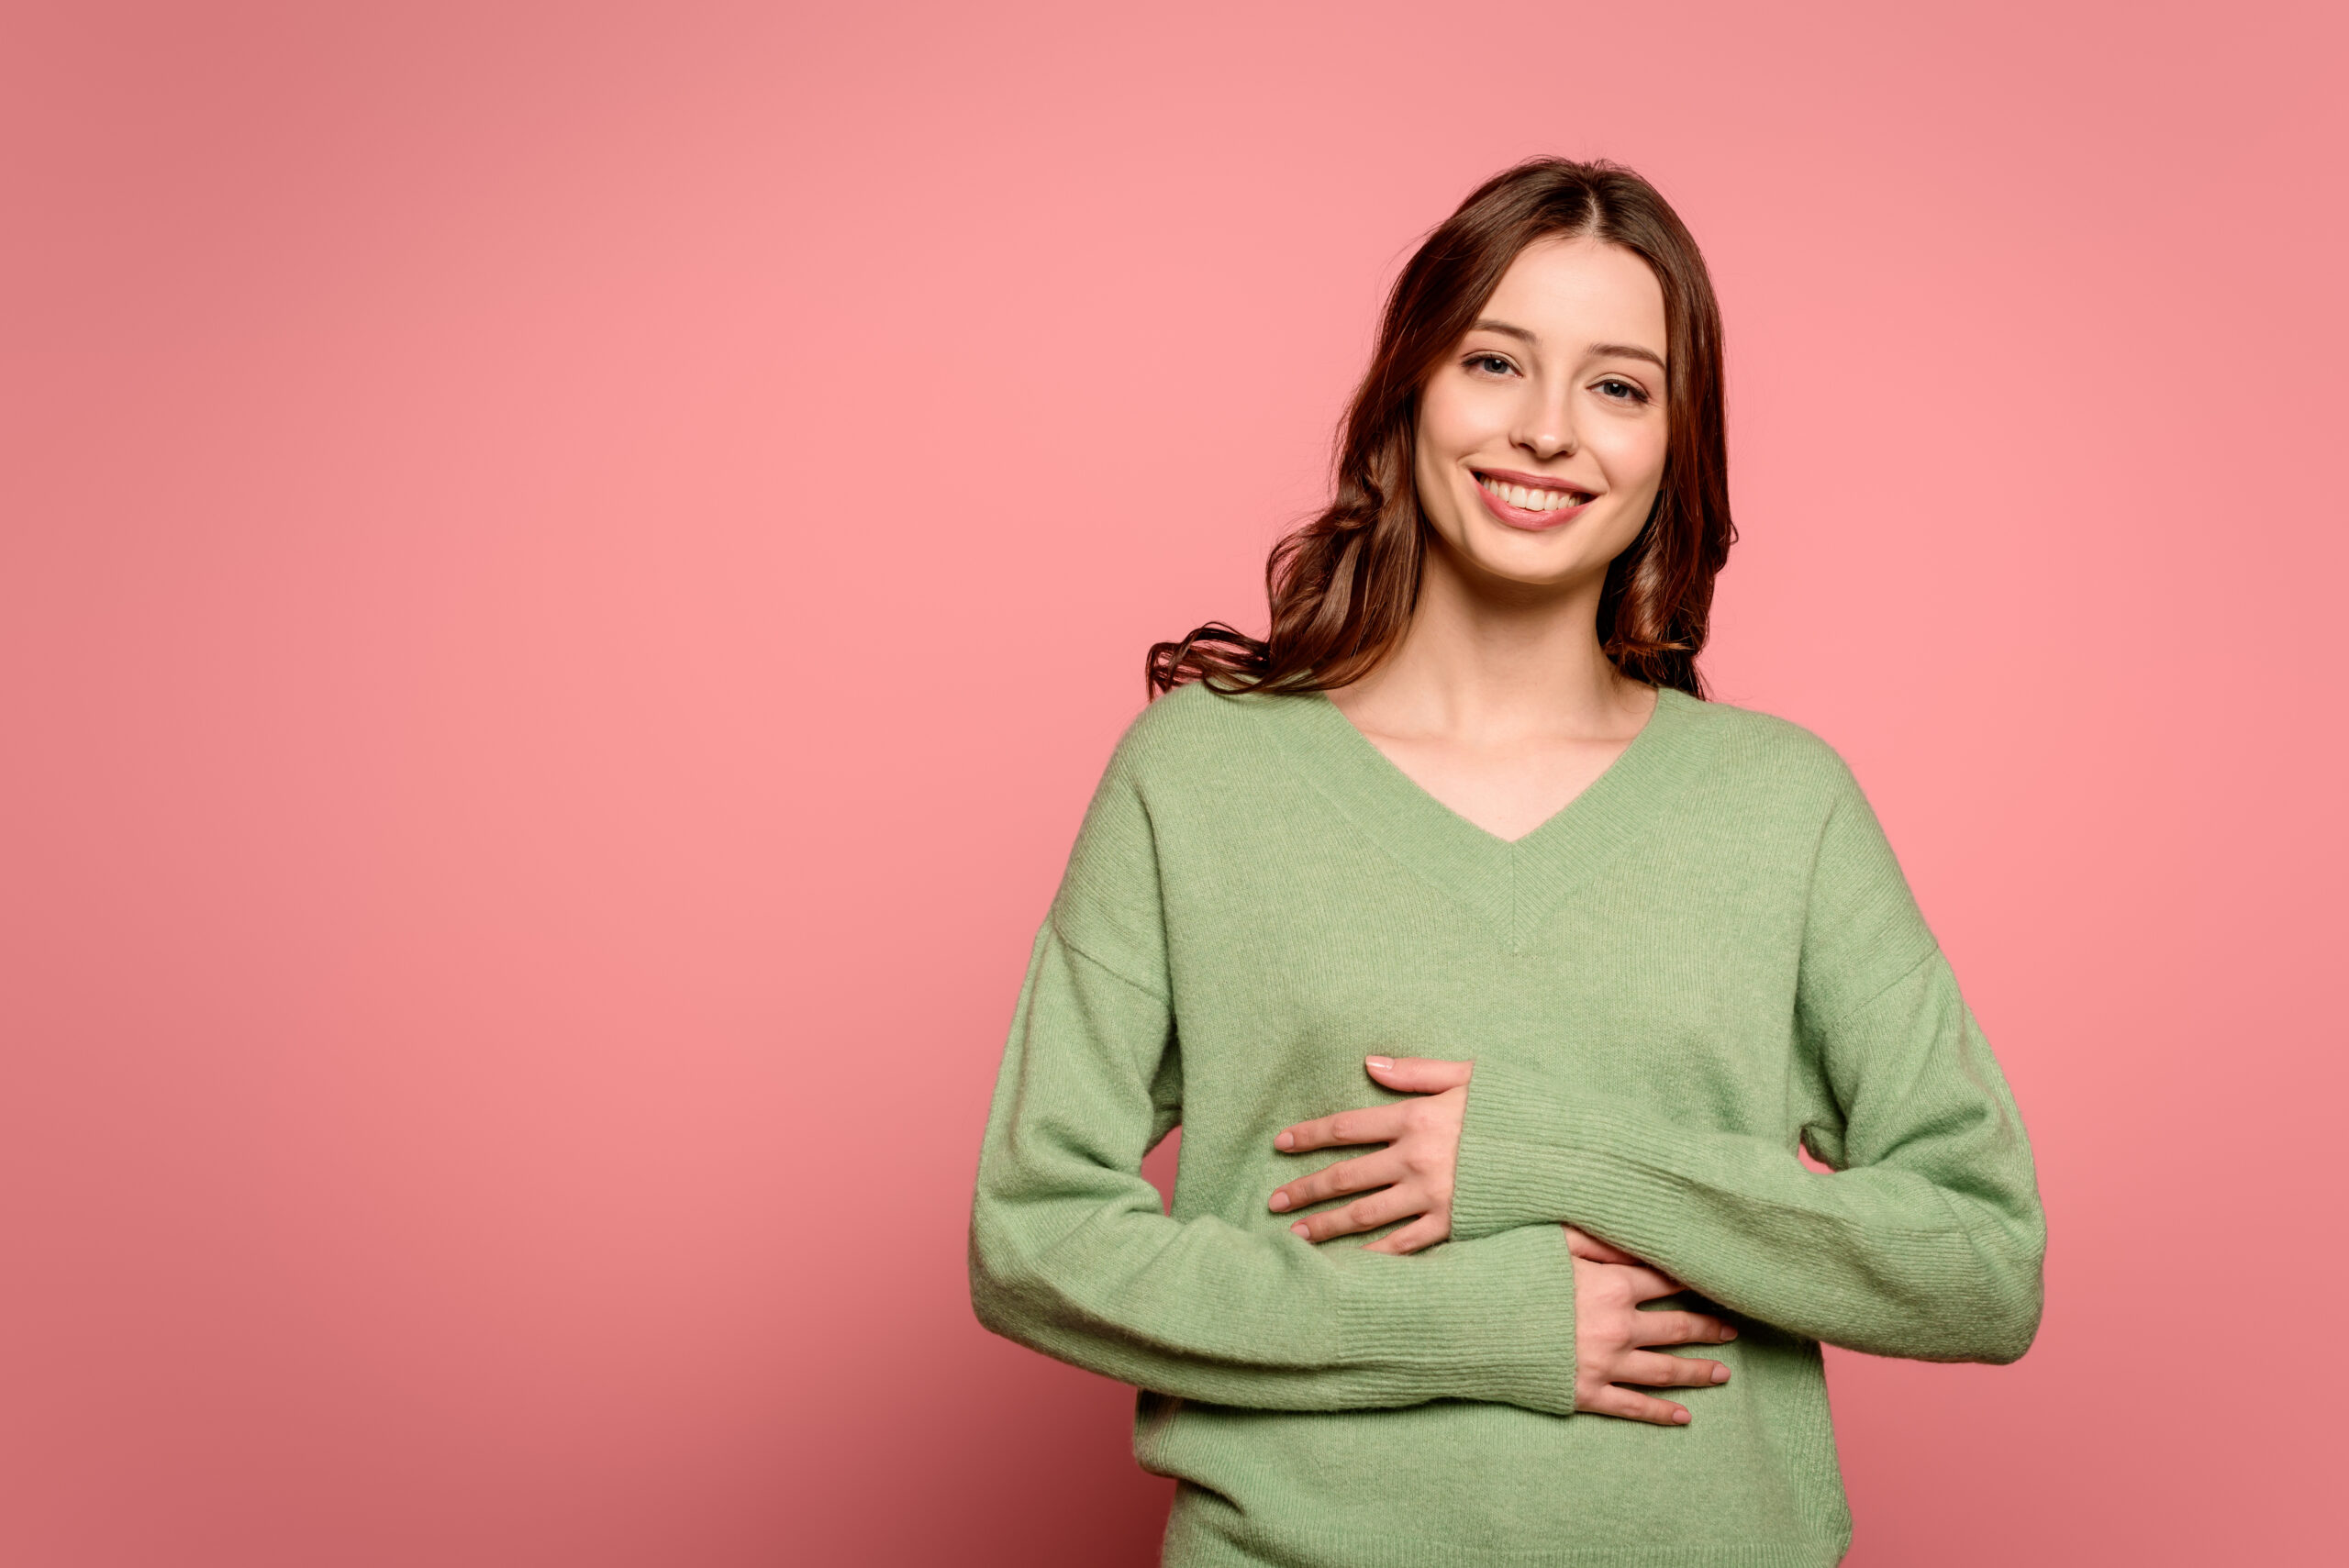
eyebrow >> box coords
[1471,318,1667,370]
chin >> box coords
[1464,544,1602,592]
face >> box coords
[1412,237,1671,594]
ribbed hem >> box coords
[1331,1223,1578,1417]
[1166,1502,1846,1568]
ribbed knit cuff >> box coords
[1452,1056,1596,1241]
[1455,1060,1725,1269]
[1331,1223,1578,1417]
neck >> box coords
[1331,539,1647,742]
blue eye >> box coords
[1469,354,1515,375]
[1597,379,1648,403]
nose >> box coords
[1513,379,1578,461]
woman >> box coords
[968,158,2044,1567]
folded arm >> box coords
[968,757,1583,1415]
[1447,781,2046,1364]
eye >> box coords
[1595,378,1650,404]
[1465,353,1518,377]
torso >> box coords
[1076,682,1871,1565]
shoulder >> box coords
[1669,689,1868,807]
[1051,681,1302,929]
[1670,694,1921,915]
[1102,678,1308,791]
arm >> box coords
[968,743,1583,1414]
[1447,779,2047,1363]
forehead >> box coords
[1480,238,1667,350]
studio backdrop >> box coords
[3,2,2343,1564]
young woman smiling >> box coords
[969,160,2044,1568]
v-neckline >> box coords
[1320,685,1668,850]
[1270,684,1712,950]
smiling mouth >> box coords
[1474,472,1594,514]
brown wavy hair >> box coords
[1147,158,1733,699]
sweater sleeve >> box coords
[968,738,1583,1415]
[1447,774,2047,1364]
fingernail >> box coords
[1721,1328,1737,1340]
[1711,1364,1730,1384]
[1290,1222,1310,1238]
[1275,1131,1294,1151]
[1269,1192,1290,1212]
[1673,1408,1691,1424]
[1366,1056,1393,1070]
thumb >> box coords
[1364,1055,1474,1093]
[1563,1225,1646,1266]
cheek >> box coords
[1597,421,1670,504]
[1412,437,1464,540]
[1413,393,1478,524]
[1418,377,1506,464]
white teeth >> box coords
[1479,475,1589,512]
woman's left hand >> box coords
[1267,1056,1472,1254]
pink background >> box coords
[4,2,2343,1562]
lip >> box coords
[1469,468,1597,532]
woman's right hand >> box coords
[1566,1225,1737,1425]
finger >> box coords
[1579,1385,1692,1426]
[1563,1226,1647,1266]
[1611,1262,1691,1302]
[1364,1055,1474,1093]
[1268,1151,1405,1214]
[1362,1214,1451,1255]
[1629,1310,1737,1347]
[1276,1103,1409,1153]
[1287,1184,1422,1242]
[1620,1351,1730,1389]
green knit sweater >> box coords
[969,680,2045,1567]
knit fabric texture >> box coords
[969,680,2045,1567]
